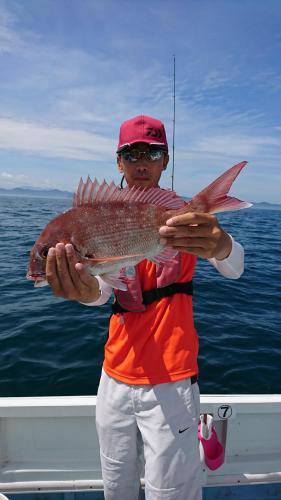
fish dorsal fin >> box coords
[73,177,185,209]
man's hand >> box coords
[159,212,232,260]
[46,243,100,303]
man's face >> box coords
[117,142,169,189]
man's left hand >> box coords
[159,212,232,260]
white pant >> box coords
[96,369,202,500]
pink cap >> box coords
[117,115,168,152]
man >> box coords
[46,115,244,500]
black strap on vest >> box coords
[111,280,193,314]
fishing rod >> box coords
[171,55,176,191]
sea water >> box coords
[1,195,280,397]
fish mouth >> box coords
[34,279,48,288]
[26,273,48,288]
[26,272,45,281]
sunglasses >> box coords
[120,148,166,163]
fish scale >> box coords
[76,205,162,258]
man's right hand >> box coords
[46,243,100,303]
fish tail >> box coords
[178,161,252,215]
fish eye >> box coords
[40,246,49,259]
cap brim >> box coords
[117,140,168,153]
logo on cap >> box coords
[145,127,163,139]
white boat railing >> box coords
[0,395,281,493]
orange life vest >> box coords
[103,252,199,385]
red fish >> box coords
[27,161,251,288]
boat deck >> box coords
[3,483,281,500]
[1,395,281,499]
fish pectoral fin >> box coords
[101,273,127,291]
[149,247,179,265]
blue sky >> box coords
[0,0,280,202]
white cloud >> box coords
[0,117,115,161]
[0,7,19,53]
[0,1,280,202]
[0,170,52,188]
[1,171,12,178]
[250,71,281,92]
[0,3,35,54]
[201,70,232,91]
[194,134,281,158]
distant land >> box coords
[0,186,72,199]
[0,187,280,209]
